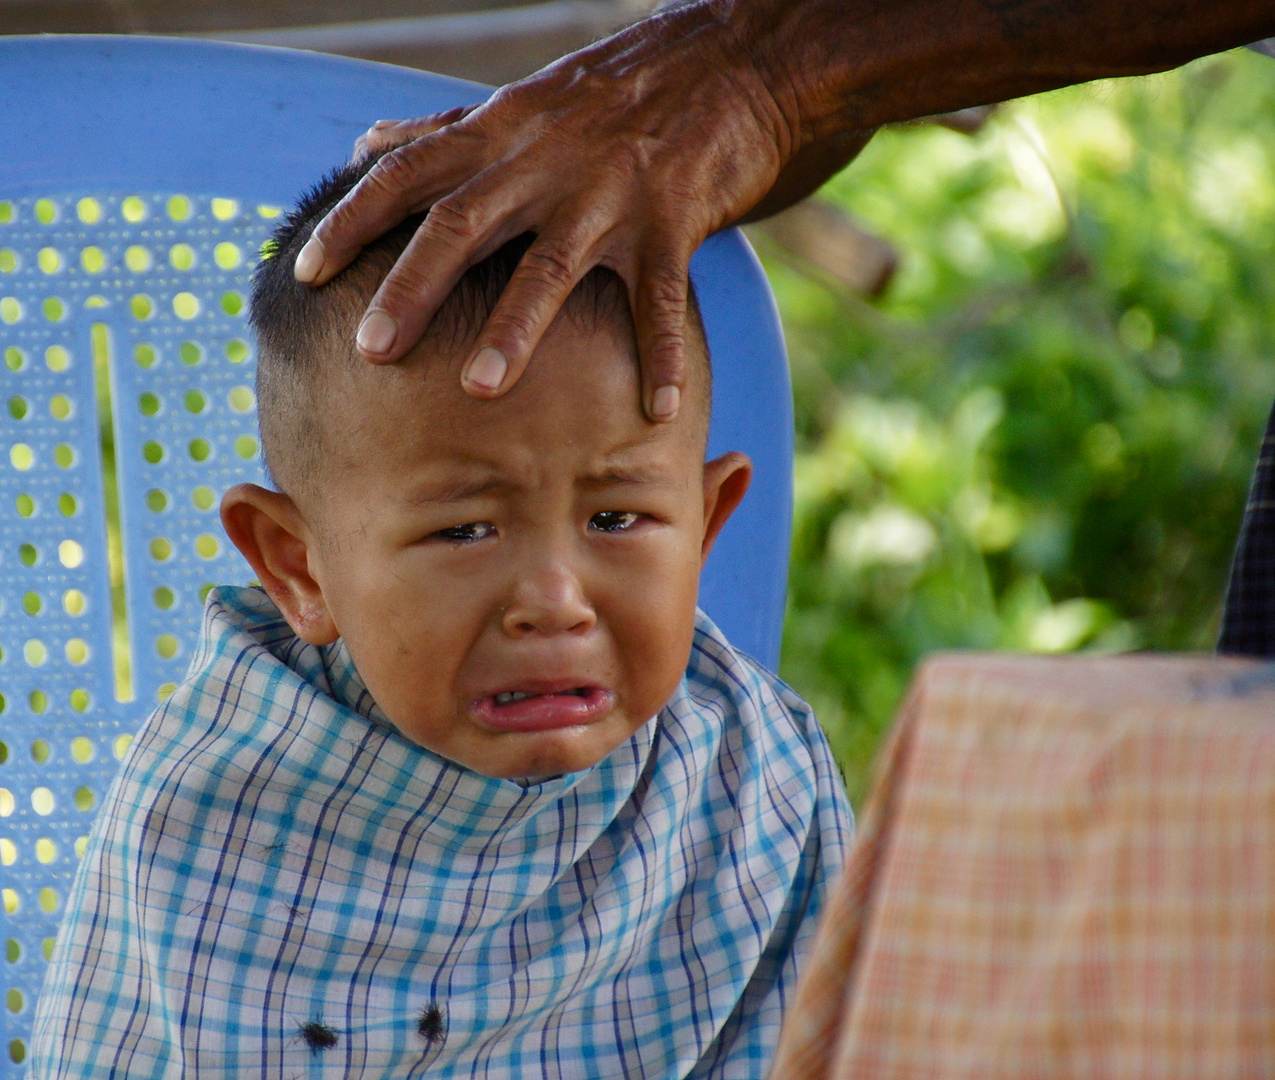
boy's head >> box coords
[222,155,751,781]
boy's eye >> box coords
[589,511,640,533]
[432,521,496,543]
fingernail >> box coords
[294,237,325,283]
[372,119,398,129]
[651,385,680,421]
[463,347,509,392]
[357,311,398,356]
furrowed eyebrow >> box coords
[400,442,682,505]
[402,475,509,505]
[407,468,673,503]
[579,465,677,489]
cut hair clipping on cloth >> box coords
[298,1019,339,1054]
[418,1002,446,1047]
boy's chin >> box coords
[474,741,625,782]
[463,718,655,782]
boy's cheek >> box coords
[611,596,698,707]
[339,549,487,623]
[596,528,704,595]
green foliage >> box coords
[773,51,1275,805]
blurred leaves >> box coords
[773,51,1275,804]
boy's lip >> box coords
[470,682,615,733]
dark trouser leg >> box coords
[1219,398,1275,656]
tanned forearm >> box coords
[747,0,1275,147]
[712,0,1275,219]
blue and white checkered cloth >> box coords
[29,586,852,1079]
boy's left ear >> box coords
[700,452,752,563]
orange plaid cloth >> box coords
[772,653,1275,1080]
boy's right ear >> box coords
[219,484,339,645]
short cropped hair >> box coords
[249,153,709,496]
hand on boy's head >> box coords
[223,298,750,781]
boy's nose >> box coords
[501,564,597,637]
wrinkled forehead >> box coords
[322,312,708,485]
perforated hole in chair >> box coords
[0,191,270,1061]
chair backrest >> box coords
[0,35,793,1072]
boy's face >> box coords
[223,315,749,780]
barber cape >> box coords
[31,586,852,1080]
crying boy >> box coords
[30,155,852,1080]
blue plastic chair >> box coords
[0,35,793,1071]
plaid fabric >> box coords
[30,586,852,1080]
[770,651,1275,1080]
[1220,398,1275,656]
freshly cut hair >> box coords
[249,151,706,493]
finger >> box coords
[459,224,602,396]
[360,105,481,156]
[356,175,531,364]
[352,118,401,160]
[632,241,692,423]
[296,133,482,287]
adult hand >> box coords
[296,0,1272,422]
[293,1,871,421]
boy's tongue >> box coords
[474,686,614,733]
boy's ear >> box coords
[219,483,339,645]
[700,452,752,563]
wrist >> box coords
[735,0,998,146]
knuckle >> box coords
[423,195,484,246]
[644,334,686,385]
[637,261,690,383]
[365,146,416,192]
[363,143,441,207]
[643,269,689,313]
[433,104,475,127]
[378,260,436,307]
[488,304,544,350]
[368,250,437,309]
[644,243,692,295]
[313,192,358,241]
[317,153,416,239]
[518,242,579,292]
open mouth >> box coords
[494,687,591,705]
[474,685,614,733]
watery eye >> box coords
[433,521,495,543]
[590,511,640,533]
